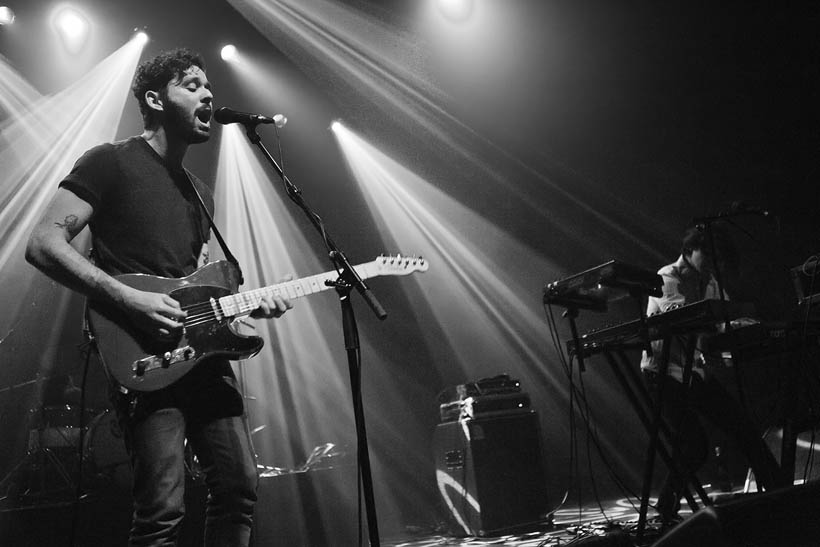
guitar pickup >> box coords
[133,346,196,376]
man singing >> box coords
[26,48,291,546]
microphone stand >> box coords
[241,123,386,547]
[692,211,747,412]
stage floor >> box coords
[381,495,670,547]
[381,480,820,547]
[3,480,817,546]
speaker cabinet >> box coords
[433,411,549,536]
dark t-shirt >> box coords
[61,136,243,422]
[60,136,211,277]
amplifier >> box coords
[439,393,530,423]
[438,374,527,423]
[433,411,550,536]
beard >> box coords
[163,97,210,144]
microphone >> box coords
[214,107,287,128]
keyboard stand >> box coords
[597,343,711,543]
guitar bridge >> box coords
[133,346,196,377]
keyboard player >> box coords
[641,225,789,524]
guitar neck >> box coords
[218,262,377,318]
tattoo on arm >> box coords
[54,215,79,231]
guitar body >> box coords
[87,261,263,392]
[85,254,429,392]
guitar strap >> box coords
[184,170,245,285]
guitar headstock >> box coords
[373,254,429,275]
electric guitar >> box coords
[87,255,428,392]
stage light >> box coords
[221,44,238,62]
[52,5,91,53]
[132,27,149,44]
[436,0,474,23]
[0,6,15,25]
[330,120,342,132]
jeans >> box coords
[115,362,258,546]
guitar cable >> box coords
[543,302,643,521]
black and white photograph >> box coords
[0,1,817,545]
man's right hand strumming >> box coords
[119,287,187,338]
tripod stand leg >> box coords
[39,448,75,492]
[0,447,78,505]
[0,453,35,502]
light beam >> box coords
[227,0,668,260]
[332,124,640,484]
[0,34,147,332]
[215,123,372,535]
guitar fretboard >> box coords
[216,256,423,318]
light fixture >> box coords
[436,0,474,23]
[0,6,15,26]
[221,44,238,62]
[52,5,91,53]
[133,26,149,44]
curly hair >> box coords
[131,48,206,127]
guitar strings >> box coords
[165,261,398,330]
[181,302,213,314]
[179,300,258,328]
[178,276,321,320]
[180,290,268,318]
[177,281,305,328]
